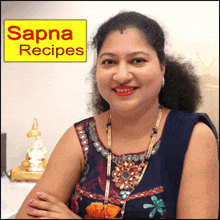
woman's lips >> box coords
[113,86,137,96]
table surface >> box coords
[1,176,36,219]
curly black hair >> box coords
[89,11,202,114]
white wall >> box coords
[1,1,219,171]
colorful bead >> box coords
[124,184,129,190]
[92,136,98,141]
[90,131,96,137]
[115,167,120,172]
[129,162,134,167]
[83,145,89,151]
[89,122,95,126]
[115,182,121,188]
[139,154,144,160]
[118,162,123,167]
[112,171,117,177]
[133,180,138,185]
[127,155,132,161]
[124,161,128,167]
[76,125,83,130]
[133,155,139,162]
[101,150,108,156]
[89,126,95,131]
[121,155,127,162]
[97,146,103,152]
[94,142,100,147]
[113,157,119,163]
[82,139,88,145]
[80,134,86,140]
[121,170,130,180]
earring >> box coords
[162,78,165,88]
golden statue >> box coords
[11,118,47,182]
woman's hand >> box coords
[27,192,82,219]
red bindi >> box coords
[120,29,123,34]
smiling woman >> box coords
[16,11,219,219]
[96,27,165,116]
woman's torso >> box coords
[68,108,171,219]
[67,109,217,219]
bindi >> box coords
[120,27,128,34]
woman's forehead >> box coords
[100,28,150,53]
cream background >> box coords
[1,1,219,172]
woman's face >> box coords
[96,27,165,115]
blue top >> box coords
[67,109,218,219]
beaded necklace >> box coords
[104,106,163,219]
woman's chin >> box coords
[109,99,158,117]
[110,103,142,116]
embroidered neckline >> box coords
[88,118,161,163]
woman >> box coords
[16,11,219,219]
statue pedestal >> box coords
[10,166,43,182]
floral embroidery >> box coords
[76,184,164,204]
[112,161,141,190]
[143,195,165,218]
[84,202,120,219]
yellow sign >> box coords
[4,20,87,62]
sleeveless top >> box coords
[67,109,218,219]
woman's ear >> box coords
[160,61,166,77]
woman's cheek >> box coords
[96,70,111,88]
[96,78,109,99]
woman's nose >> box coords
[112,62,133,84]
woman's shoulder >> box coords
[72,111,109,132]
[161,108,218,155]
[176,115,219,219]
[167,109,216,132]
[73,116,94,127]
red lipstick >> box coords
[113,85,137,96]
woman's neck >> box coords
[109,101,161,141]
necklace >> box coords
[104,106,163,219]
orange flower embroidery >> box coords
[84,202,120,219]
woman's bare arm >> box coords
[176,122,219,219]
[16,125,84,219]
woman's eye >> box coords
[102,60,115,65]
[132,58,146,64]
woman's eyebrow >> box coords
[99,51,150,59]
[129,51,150,57]
[99,52,117,59]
